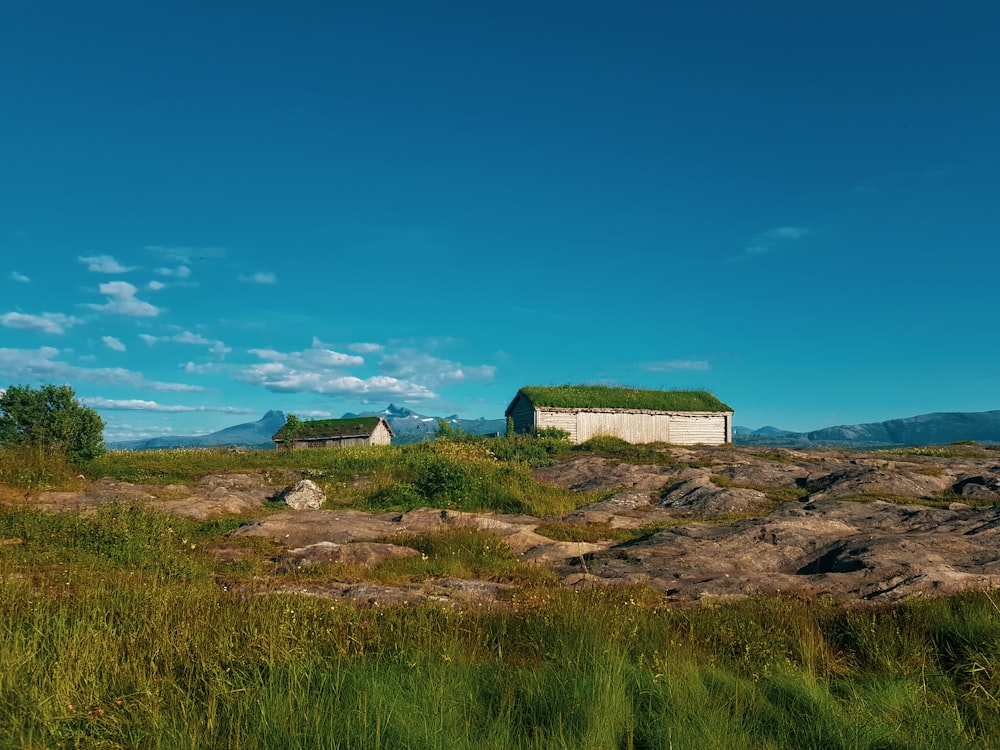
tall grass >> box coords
[3,555,999,749]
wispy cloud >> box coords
[0,346,208,392]
[102,336,126,352]
[82,397,251,414]
[146,245,225,263]
[147,280,166,291]
[139,330,231,359]
[350,342,384,354]
[640,359,711,372]
[154,265,191,278]
[1,311,82,334]
[745,226,810,255]
[236,339,435,399]
[380,350,496,386]
[78,254,134,273]
[87,281,161,317]
[238,271,277,285]
[247,339,365,370]
[9,271,29,283]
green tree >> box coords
[280,413,303,450]
[0,384,106,463]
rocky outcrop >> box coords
[24,445,1000,607]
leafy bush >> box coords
[0,384,105,463]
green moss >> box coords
[514,385,732,412]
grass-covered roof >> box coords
[273,416,389,440]
[513,385,732,413]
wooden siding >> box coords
[576,410,673,444]
[369,421,393,446]
[507,393,538,435]
[535,409,580,442]
[666,413,729,445]
[533,407,731,445]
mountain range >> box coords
[106,405,506,451]
[106,407,1000,451]
[733,410,1000,447]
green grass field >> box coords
[2,440,1000,748]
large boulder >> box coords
[278,479,326,510]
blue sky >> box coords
[2,1,998,440]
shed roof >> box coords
[272,416,393,441]
[507,385,732,415]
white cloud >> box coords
[232,339,496,402]
[82,397,251,414]
[87,281,161,317]
[0,346,208,392]
[174,331,212,345]
[154,265,191,278]
[237,368,437,399]
[379,350,496,386]
[238,271,277,285]
[236,340,434,399]
[640,359,711,372]
[9,271,29,283]
[79,254,134,273]
[139,334,157,346]
[297,410,333,418]
[147,280,166,291]
[248,341,365,369]
[102,336,126,352]
[350,342,384,354]
[209,341,231,358]
[1,312,82,334]
[744,226,810,256]
[183,361,226,374]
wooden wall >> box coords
[507,394,538,435]
[534,408,731,445]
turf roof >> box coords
[513,385,732,413]
[272,416,389,440]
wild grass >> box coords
[534,520,679,544]
[879,442,1000,459]
[3,439,1000,747]
[3,533,1000,750]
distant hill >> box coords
[107,410,287,451]
[106,405,506,450]
[735,410,1000,447]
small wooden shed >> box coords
[505,385,733,445]
[272,416,394,450]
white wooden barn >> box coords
[272,416,393,450]
[505,385,733,445]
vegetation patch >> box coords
[880,442,1000,459]
[572,436,682,466]
[534,520,678,543]
[711,475,809,502]
[373,528,556,586]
